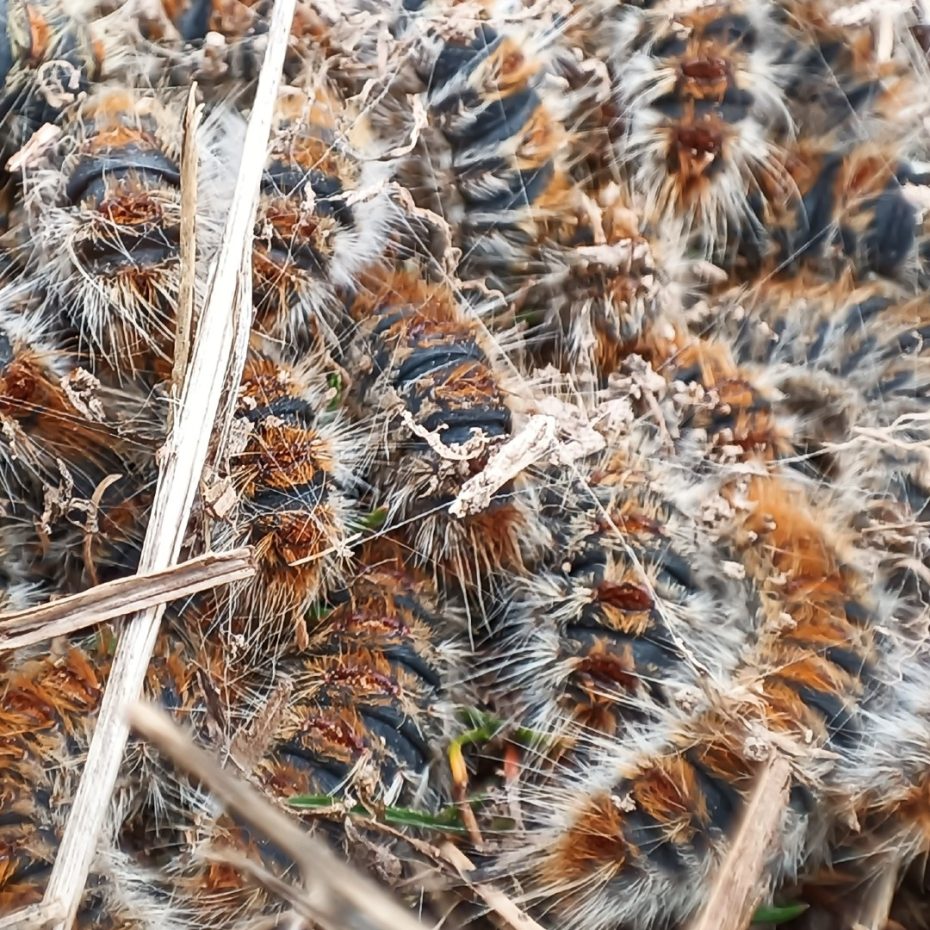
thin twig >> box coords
[687,754,792,930]
[0,548,254,651]
[171,83,203,406]
[440,843,548,930]
[128,702,427,930]
[40,3,296,926]
[0,901,64,930]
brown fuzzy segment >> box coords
[0,339,115,485]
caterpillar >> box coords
[597,0,793,254]
[698,277,930,576]
[162,538,465,927]
[404,3,582,281]
[0,291,168,601]
[215,347,359,647]
[783,618,930,929]
[347,265,546,600]
[250,81,395,357]
[0,291,115,490]
[254,537,462,808]
[397,3,666,385]
[696,276,930,913]
[20,82,222,381]
[596,0,927,272]
[722,141,930,284]
[469,316,889,927]
[489,467,884,930]
[0,625,233,927]
[487,441,754,750]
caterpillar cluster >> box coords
[1,2,930,930]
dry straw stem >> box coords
[450,415,557,517]
[0,547,254,652]
[40,2,297,926]
[440,843,548,930]
[128,702,428,930]
[171,82,203,402]
[0,900,64,930]
[687,753,792,930]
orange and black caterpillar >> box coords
[472,323,885,929]
[0,294,163,594]
[615,318,796,469]
[348,265,545,598]
[162,538,465,926]
[0,296,116,491]
[0,626,232,927]
[488,445,753,748]
[254,538,462,806]
[598,1,794,253]
[251,82,394,357]
[22,83,218,380]
[724,142,930,284]
[407,8,578,273]
[217,347,358,643]
[701,278,930,581]
[596,0,926,272]
[398,4,662,385]
[737,3,929,281]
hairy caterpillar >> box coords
[398,3,665,384]
[0,626,233,926]
[724,143,930,283]
[491,469,883,930]
[598,1,793,254]
[487,441,753,750]
[21,83,222,380]
[250,81,394,357]
[213,347,359,648]
[162,539,465,926]
[348,265,546,600]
